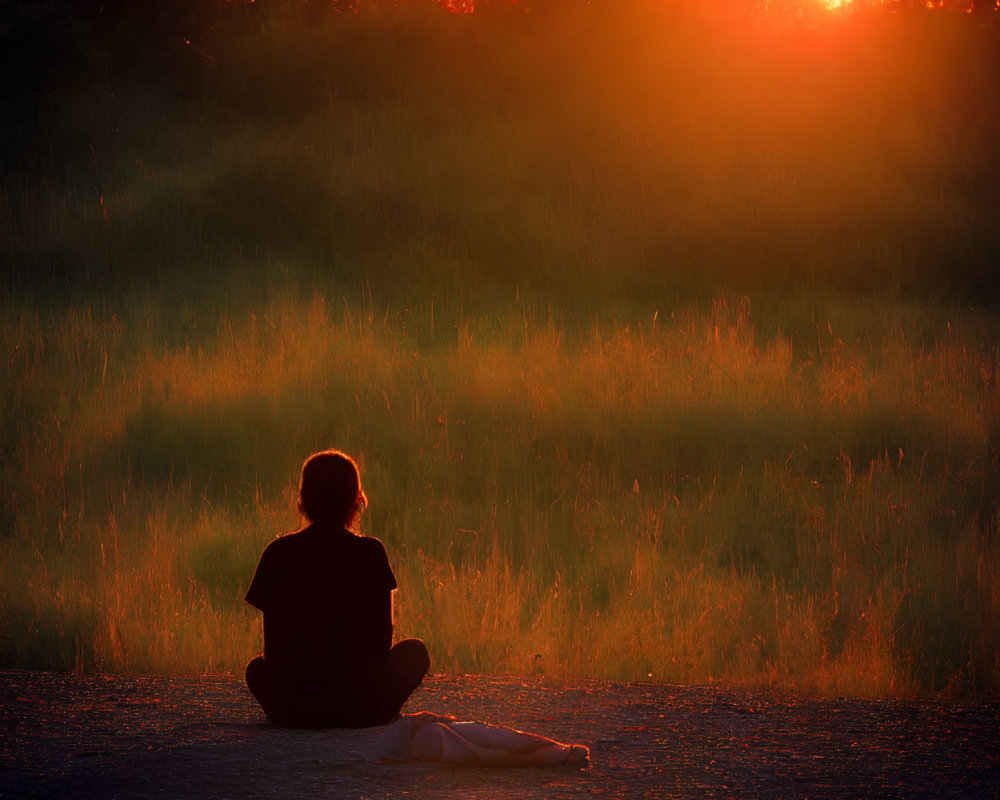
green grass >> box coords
[2,3,999,698]
[3,291,998,697]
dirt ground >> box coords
[1,669,997,799]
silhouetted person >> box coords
[245,450,430,728]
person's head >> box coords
[298,450,368,531]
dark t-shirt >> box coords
[245,525,397,681]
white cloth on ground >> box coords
[371,712,590,767]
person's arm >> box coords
[245,542,274,612]
[369,537,397,651]
[262,610,297,671]
[380,589,394,650]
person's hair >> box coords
[298,450,368,530]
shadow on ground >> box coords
[1,670,997,799]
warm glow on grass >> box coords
[3,292,998,696]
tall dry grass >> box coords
[2,292,997,697]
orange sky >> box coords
[438,0,993,13]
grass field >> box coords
[2,1,999,699]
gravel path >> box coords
[1,669,997,799]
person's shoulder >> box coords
[354,534,395,586]
[356,534,389,554]
[348,534,393,567]
[261,526,312,555]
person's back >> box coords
[244,451,429,728]
[246,524,396,679]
